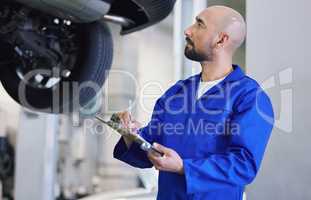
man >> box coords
[113,6,274,200]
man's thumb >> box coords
[153,143,169,153]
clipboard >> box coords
[95,115,164,157]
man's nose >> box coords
[184,26,192,37]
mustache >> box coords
[185,37,194,46]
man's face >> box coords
[184,12,217,62]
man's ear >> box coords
[215,32,229,48]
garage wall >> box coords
[246,0,311,199]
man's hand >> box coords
[148,143,184,175]
[116,111,141,132]
[116,111,142,148]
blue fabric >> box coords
[113,65,274,200]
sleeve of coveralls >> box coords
[183,88,275,194]
[113,98,165,168]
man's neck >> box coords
[200,59,233,82]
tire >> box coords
[129,0,176,33]
[109,0,176,35]
[0,22,113,113]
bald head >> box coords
[202,6,246,51]
[184,6,246,61]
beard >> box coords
[184,38,212,62]
[184,45,206,61]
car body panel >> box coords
[14,0,111,22]
[12,0,176,34]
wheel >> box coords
[0,7,113,113]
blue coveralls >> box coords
[114,65,274,200]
